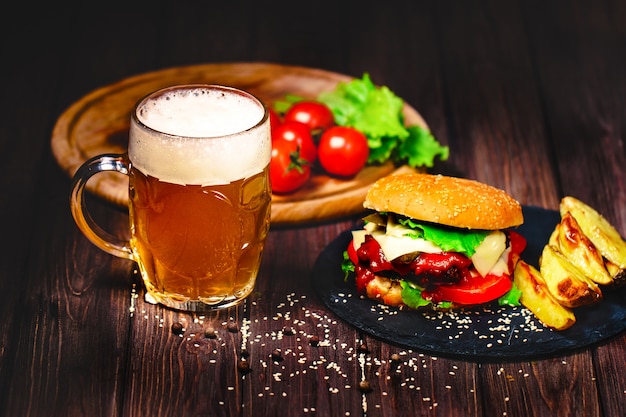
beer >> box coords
[129,167,270,308]
[128,85,271,310]
[70,84,270,311]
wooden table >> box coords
[2,1,625,416]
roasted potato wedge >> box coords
[561,196,626,270]
[539,245,602,308]
[514,260,576,330]
[606,260,626,286]
[548,213,613,285]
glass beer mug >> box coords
[70,84,272,312]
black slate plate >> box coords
[311,206,626,361]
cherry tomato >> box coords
[272,121,317,163]
[269,108,282,131]
[284,101,334,131]
[317,126,369,177]
[430,273,513,305]
[270,138,311,194]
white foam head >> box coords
[129,85,270,185]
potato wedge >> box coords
[514,260,576,330]
[561,196,626,269]
[539,245,602,308]
[606,260,626,286]
[549,213,613,285]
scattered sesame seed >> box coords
[156,290,554,414]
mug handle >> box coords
[69,153,134,260]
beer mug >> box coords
[70,85,272,311]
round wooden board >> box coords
[51,62,428,226]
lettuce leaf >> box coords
[398,216,488,256]
[341,250,355,281]
[400,281,431,309]
[317,73,448,169]
[272,94,305,114]
[397,126,449,168]
[498,283,522,307]
[400,281,453,310]
[419,224,488,257]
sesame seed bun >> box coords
[363,173,523,230]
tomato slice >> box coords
[347,239,359,264]
[430,273,512,305]
[508,230,527,255]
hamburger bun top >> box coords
[364,173,523,230]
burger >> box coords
[343,173,527,310]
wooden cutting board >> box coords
[51,62,428,226]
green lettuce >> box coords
[341,250,355,281]
[397,126,449,168]
[398,216,488,257]
[317,73,448,168]
[272,94,304,114]
[400,281,454,310]
[400,281,431,309]
[318,74,408,140]
[498,283,522,307]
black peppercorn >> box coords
[237,359,251,373]
[271,349,283,361]
[171,322,184,335]
[358,380,372,393]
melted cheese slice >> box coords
[351,225,509,276]
[471,231,509,276]
[351,229,442,261]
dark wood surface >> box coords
[2,1,626,416]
